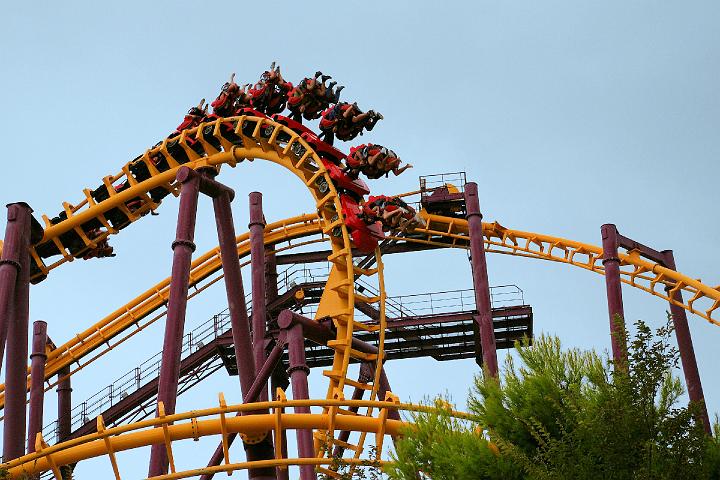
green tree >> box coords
[387,319,720,480]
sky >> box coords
[1,1,719,478]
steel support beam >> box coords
[600,224,627,367]
[27,320,48,454]
[3,202,32,461]
[464,183,498,376]
[205,176,275,480]
[0,203,30,372]
[286,323,316,480]
[250,192,269,402]
[662,250,710,434]
[148,170,202,476]
[199,340,286,480]
[57,366,72,441]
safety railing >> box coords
[419,172,467,195]
[40,262,522,445]
[39,262,332,444]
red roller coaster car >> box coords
[271,115,370,199]
[338,194,384,253]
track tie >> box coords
[323,372,374,391]
[353,265,378,276]
[354,293,381,304]
[305,170,324,189]
[334,408,359,417]
[294,151,312,169]
[327,248,350,264]
[316,467,342,479]
[326,340,379,362]
[315,192,335,210]
[328,437,362,452]
[282,136,300,155]
[350,321,380,332]
[329,278,353,293]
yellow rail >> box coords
[18,116,388,466]
[3,212,718,409]
[3,114,716,477]
[3,395,474,479]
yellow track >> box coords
[5,210,719,410]
[5,116,389,470]
[0,115,718,477]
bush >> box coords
[388,318,720,480]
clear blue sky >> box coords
[1,1,719,477]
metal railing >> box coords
[40,262,524,445]
[419,172,467,195]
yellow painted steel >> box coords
[3,211,718,412]
[3,115,717,476]
[3,397,468,479]
[400,212,720,326]
[18,116,388,467]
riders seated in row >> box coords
[173,99,208,135]
[247,62,293,115]
[359,195,423,232]
[319,102,383,142]
[346,144,412,179]
[288,71,344,121]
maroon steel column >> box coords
[464,183,498,376]
[27,320,48,454]
[600,224,627,367]
[148,171,201,476]
[286,324,316,480]
[199,341,286,480]
[662,250,710,433]
[272,372,290,480]
[57,366,73,480]
[265,245,279,306]
[3,202,32,461]
[0,203,30,372]
[213,192,257,396]
[57,366,72,441]
[212,183,275,480]
[249,192,269,402]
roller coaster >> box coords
[0,67,717,479]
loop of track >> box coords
[5,116,389,469]
[0,115,717,477]
[2,213,718,411]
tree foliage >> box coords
[387,319,720,480]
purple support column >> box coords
[209,178,274,480]
[57,366,72,441]
[464,183,498,377]
[57,366,73,480]
[265,245,279,307]
[0,203,31,372]
[148,171,201,477]
[212,191,257,396]
[3,203,32,461]
[27,320,48,454]
[249,192,269,402]
[199,341,286,480]
[286,324,316,480]
[272,372,290,480]
[662,250,711,434]
[600,224,627,367]
[266,247,288,480]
